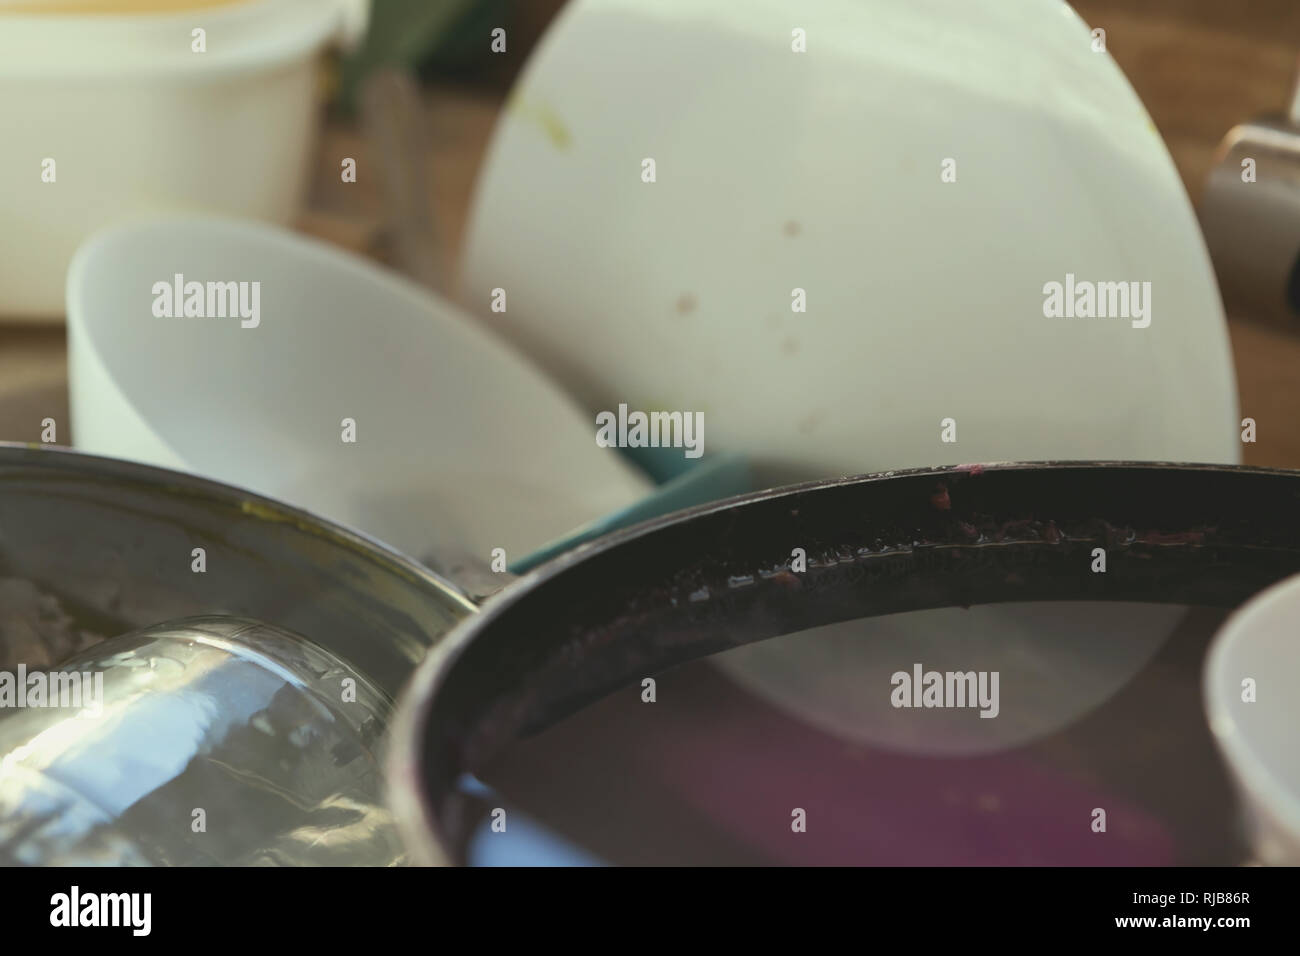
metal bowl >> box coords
[0,442,475,865]
[0,442,474,694]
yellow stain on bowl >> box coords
[506,94,573,152]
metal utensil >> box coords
[360,68,444,293]
[1200,57,1300,326]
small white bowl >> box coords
[1205,573,1300,865]
[66,217,654,566]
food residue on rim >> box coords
[766,569,802,589]
[1137,530,1207,546]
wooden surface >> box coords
[3,2,1299,467]
[1072,0,1300,469]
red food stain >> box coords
[769,570,803,589]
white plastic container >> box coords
[0,0,369,319]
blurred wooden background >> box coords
[1071,0,1300,468]
[2,0,1299,466]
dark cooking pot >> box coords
[387,461,1300,865]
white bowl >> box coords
[461,0,1241,749]
[66,217,653,566]
[464,0,1237,475]
[0,0,369,319]
[1205,573,1300,865]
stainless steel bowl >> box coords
[0,442,474,693]
[0,443,476,865]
